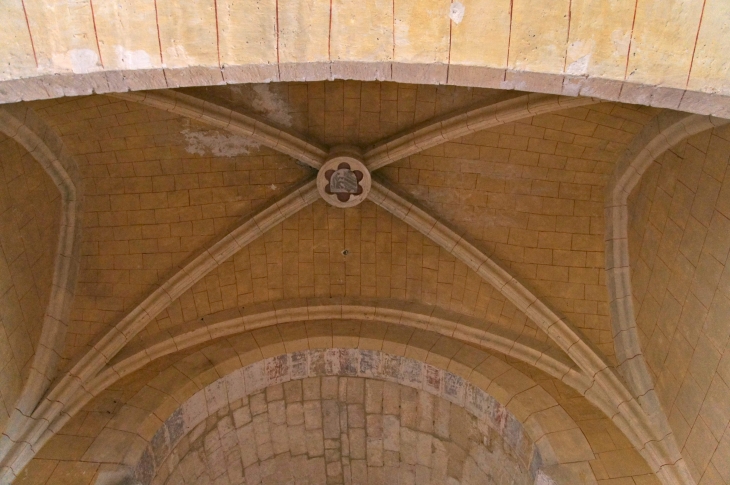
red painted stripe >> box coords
[623,0,640,80]
[328,0,333,61]
[154,0,164,65]
[447,0,453,83]
[275,0,280,76]
[392,0,396,62]
[20,0,38,67]
[504,0,514,81]
[89,0,104,68]
[562,0,572,73]
[686,0,708,87]
[214,0,221,68]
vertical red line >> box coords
[214,0,221,68]
[446,1,453,84]
[504,0,514,81]
[392,0,396,62]
[328,0,333,61]
[623,0,640,80]
[562,0,572,73]
[20,0,38,67]
[153,0,164,64]
[275,0,280,76]
[89,0,104,68]
[686,0,707,88]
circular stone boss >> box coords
[316,151,371,208]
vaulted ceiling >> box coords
[0,80,728,485]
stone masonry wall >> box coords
[153,377,533,485]
[0,133,61,433]
[628,125,730,482]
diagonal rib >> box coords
[114,90,328,169]
[367,179,694,483]
[0,179,320,481]
[364,93,598,171]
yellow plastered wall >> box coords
[1,0,730,113]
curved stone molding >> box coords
[132,350,549,484]
[77,341,596,485]
[50,299,586,428]
[2,64,730,119]
[150,374,536,484]
[0,82,699,483]
[603,112,730,485]
[0,179,319,482]
[368,180,690,485]
[364,94,598,171]
[114,90,328,169]
[0,105,82,472]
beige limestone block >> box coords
[23,0,101,73]
[450,0,511,67]
[566,0,635,79]
[157,0,218,68]
[331,0,393,62]
[687,0,730,95]
[279,0,330,63]
[509,0,570,73]
[394,0,450,64]
[0,0,36,81]
[626,0,704,87]
[218,0,277,66]
[92,0,163,71]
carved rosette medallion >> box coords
[317,152,371,208]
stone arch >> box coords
[605,112,730,482]
[69,323,596,484]
[0,104,82,460]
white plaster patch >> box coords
[567,54,591,76]
[69,49,100,73]
[181,124,260,157]
[114,46,154,70]
[251,85,293,127]
[51,49,100,74]
[449,2,465,24]
[566,40,594,76]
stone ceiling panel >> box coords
[377,102,659,360]
[26,95,312,371]
[0,133,61,434]
[627,124,730,482]
[180,82,517,147]
[2,80,712,484]
[134,200,547,350]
